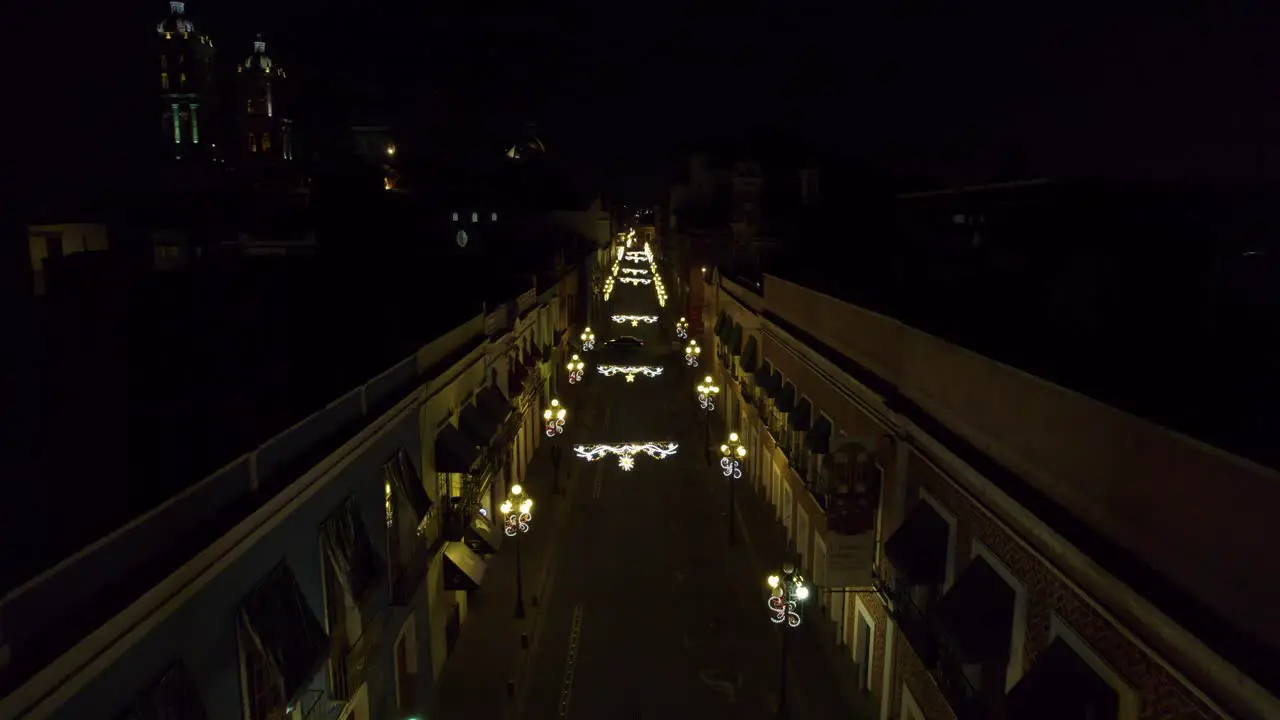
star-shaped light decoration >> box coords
[631,320,639,327]
[618,456,636,471]
[625,372,636,382]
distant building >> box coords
[156,1,218,162]
[236,35,295,164]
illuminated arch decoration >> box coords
[618,277,651,286]
[573,442,679,471]
[596,365,663,382]
[612,314,658,327]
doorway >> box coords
[854,610,873,692]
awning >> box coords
[510,359,529,388]
[884,500,950,585]
[758,368,782,398]
[464,514,503,554]
[434,423,480,474]
[936,556,1016,663]
[718,316,733,343]
[788,397,813,431]
[776,382,796,413]
[713,311,727,335]
[321,497,384,602]
[121,663,209,720]
[385,448,434,522]
[727,323,743,356]
[742,336,759,373]
[1005,638,1120,720]
[752,363,771,387]
[478,384,514,425]
[459,400,498,447]
[239,563,329,704]
[443,542,487,591]
[805,414,832,453]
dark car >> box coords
[601,336,645,349]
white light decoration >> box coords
[501,485,533,536]
[543,398,566,437]
[685,341,701,368]
[767,564,809,627]
[580,328,595,351]
[603,276,615,301]
[566,354,585,384]
[612,314,658,327]
[572,442,680,470]
[596,365,663,382]
[385,480,394,528]
[676,317,689,339]
[696,375,720,411]
[620,267,649,276]
[619,277,652,286]
[624,251,649,262]
[720,432,747,478]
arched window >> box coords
[491,212,498,222]
[451,212,459,222]
[471,212,479,223]
[262,134,271,152]
[248,133,257,152]
[179,72,186,88]
[160,72,169,89]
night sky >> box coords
[24,2,1280,199]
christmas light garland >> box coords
[603,276,615,301]
[596,364,664,382]
[611,314,658,327]
[620,267,649,276]
[619,277,651,286]
[572,442,680,471]
[624,251,650,263]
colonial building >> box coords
[156,1,218,161]
[706,270,1280,720]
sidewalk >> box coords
[431,389,600,720]
[707,402,881,720]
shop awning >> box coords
[464,514,503,554]
[776,382,797,413]
[321,497,384,602]
[385,448,434,523]
[434,423,480,474]
[239,563,330,704]
[727,323,743,356]
[478,385,514,425]
[936,556,1016,664]
[805,414,832,453]
[121,663,210,720]
[742,336,759,373]
[884,500,950,585]
[444,542,487,591]
[758,368,782,398]
[787,397,812,431]
[460,400,498,448]
[1005,638,1120,720]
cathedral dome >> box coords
[157,1,197,37]
[242,35,284,77]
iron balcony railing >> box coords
[883,581,984,718]
[331,608,388,702]
[389,540,432,606]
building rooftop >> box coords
[757,179,1280,468]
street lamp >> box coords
[566,354,585,384]
[721,432,747,545]
[685,340,701,368]
[543,398,566,436]
[580,328,595,352]
[676,317,689,339]
[696,375,719,411]
[501,484,534,618]
[767,563,810,718]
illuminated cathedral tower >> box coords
[237,35,294,164]
[156,1,217,160]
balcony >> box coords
[884,581,985,720]
[389,540,433,606]
[331,608,387,703]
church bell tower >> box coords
[156,1,217,161]
[237,35,294,165]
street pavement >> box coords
[435,279,868,719]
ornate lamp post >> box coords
[580,328,595,352]
[566,354,585,385]
[767,564,810,718]
[543,398,566,437]
[685,340,701,368]
[501,484,534,618]
[676,317,689,339]
[695,375,720,463]
[721,432,747,545]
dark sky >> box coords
[26,1,1280,199]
